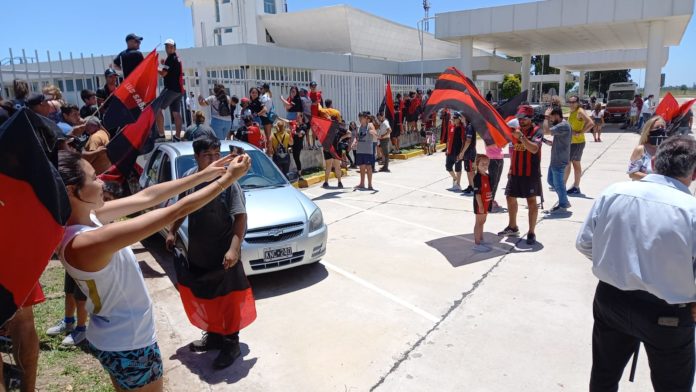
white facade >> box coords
[184,0,287,47]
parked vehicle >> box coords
[136,141,328,275]
[604,82,638,123]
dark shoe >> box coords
[461,186,474,195]
[322,182,329,189]
[189,332,223,352]
[567,187,581,195]
[337,182,344,189]
[497,226,520,237]
[526,233,537,245]
[213,336,241,370]
[379,168,390,173]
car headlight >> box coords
[308,208,324,232]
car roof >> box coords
[155,140,259,156]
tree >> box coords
[680,84,688,94]
[502,74,522,99]
[583,70,631,97]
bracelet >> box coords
[215,179,225,193]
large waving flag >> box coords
[102,49,159,130]
[378,81,396,123]
[655,93,680,123]
[498,90,529,121]
[423,67,514,147]
[310,116,340,158]
[100,104,158,183]
[0,109,70,326]
[668,98,696,132]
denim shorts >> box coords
[89,342,163,390]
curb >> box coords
[389,143,446,160]
[295,168,349,188]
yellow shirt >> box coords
[271,131,290,152]
[569,109,586,144]
[318,107,343,123]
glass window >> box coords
[176,150,287,187]
[86,79,93,90]
[263,0,276,14]
[66,80,74,92]
[214,0,220,22]
[76,79,84,91]
[224,28,233,33]
[222,0,230,3]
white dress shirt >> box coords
[576,174,696,304]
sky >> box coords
[2,0,694,87]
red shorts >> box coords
[22,284,45,308]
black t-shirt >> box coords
[80,104,97,119]
[450,125,464,155]
[289,95,303,113]
[248,98,263,116]
[679,109,693,128]
[293,122,308,145]
[163,53,183,92]
[114,49,144,78]
[464,124,477,160]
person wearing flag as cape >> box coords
[166,136,256,370]
[497,105,543,245]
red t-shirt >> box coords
[473,173,492,214]
[246,125,265,149]
[309,90,323,117]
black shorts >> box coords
[259,116,273,126]
[464,159,475,172]
[156,89,182,113]
[406,113,419,123]
[65,272,87,301]
[324,151,336,160]
[504,175,542,199]
[570,142,585,161]
[391,125,401,139]
[445,154,462,172]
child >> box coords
[629,101,638,130]
[472,154,492,252]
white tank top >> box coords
[57,215,156,352]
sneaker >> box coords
[549,205,568,214]
[526,233,537,245]
[461,186,474,195]
[213,336,242,370]
[46,320,74,336]
[548,186,556,192]
[472,244,491,252]
[379,168,391,173]
[497,226,520,237]
[337,182,344,189]
[450,184,462,192]
[567,187,581,195]
[61,329,86,347]
[189,332,223,352]
[322,182,329,189]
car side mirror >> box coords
[286,172,299,183]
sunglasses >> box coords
[568,100,578,104]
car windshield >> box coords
[607,91,635,101]
[176,149,288,188]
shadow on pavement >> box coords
[427,232,544,268]
[311,191,347,201]
[169,343,257,386]
[249,262,329,300]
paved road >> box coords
[133,126,695,391]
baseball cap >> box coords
[164,38,176,46]
[125,33,143,42]
[26,93,48,106]
[516,105,534,119]
[104,68,118,78]
[240,97,250,103]
[309,81,317,87]
[452,111,463,119]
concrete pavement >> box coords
[133,125,695,391]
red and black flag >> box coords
[100,104,158,183]
[655,92,679,123]
[423,67,514,147]
[497,90,529,121]
[0,109,70,326]
[310,115,341,159]
[102,49,159,131]
[174,250,256,335]
[668,98,696,132]
[378,81,396,123]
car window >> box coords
[159,154,172,183]
[175,150,287,188]
[146,150,164,185]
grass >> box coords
[27,264,112,391]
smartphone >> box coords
[229,145,246,157]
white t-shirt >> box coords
[261,93,273,112]
[641,99,653,116]
[205,95,231,122]
[378,119,391,138]
[58,215,156,351]
[591,109,605,119]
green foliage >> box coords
[583,70,631,97]
[502,74,522,99]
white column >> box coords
[521,54,531,100]
[558,66,567,102]
[645,20,665,99]
[578,70,586,97]
[459,38,474,78]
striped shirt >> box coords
[510,125,542,177]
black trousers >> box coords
[591,281,695,392]
[292,146,303,172]
[487,159,504,211]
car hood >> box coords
[179,185,318,247]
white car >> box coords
[137,141,328,275]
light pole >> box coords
[418,16,436,90]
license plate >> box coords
[612,114,622,117]
[263,246,293,262]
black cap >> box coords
[26,93,47,106]
[125,33,143,42]
[550,107,564,117]
[104,68,118,78]
[309,81,317,87]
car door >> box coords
[139,148,165,190]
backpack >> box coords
[216,96,231,117]
[273,133,290,165]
